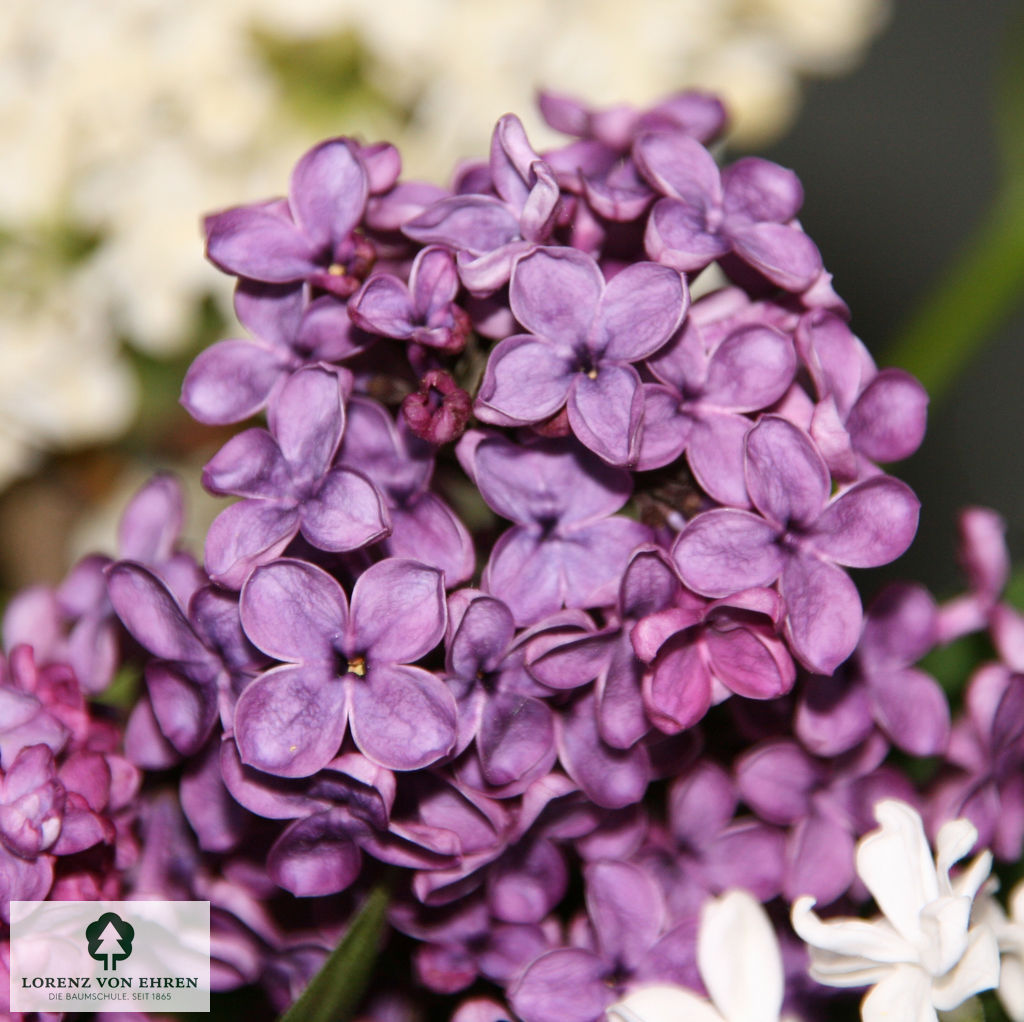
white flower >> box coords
[608,889,797,1022]
[791,799,1000,1022]
[975,879,1024,1021]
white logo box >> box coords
[10,900,210,1013]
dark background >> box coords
[762,0,1024,595]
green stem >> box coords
[883,183,1024,400]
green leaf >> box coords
[276,884,389,1022]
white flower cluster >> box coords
[609,802,1024,1022]
[0,0,887,486]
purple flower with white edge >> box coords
[476,246,686,466]
[638,311,796,505]
[205,138,375,296]
[632,584,795,734]
[349,245,471,354]
[635,132,822,292]
[202,365,389,588]
[509,860,697,1022]
[404,115,561,295]
[338,396,474,585]
[181,281,371,425]
[457,431,652,625]
[797,582,950,758]
[672,415,920,674]
[233,557,456,776]
[796,310,928,482]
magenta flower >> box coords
[202,365,389,588]
[476,246,687,465]
[673,415,920,673]
[233,557,456,776]
[635,131,822,291]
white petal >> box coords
[699,890,782,1022]
[1011,880,1024,925]
[935,817,978,894]
[931,924,1001,1011]
[861,965,937,1022]
[608,985,725,1022]
[917,895,971,976]
[856,800,939,942]
[791,896,916,980]
[998,955,1024,1022]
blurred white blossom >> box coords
[976,880,1024,1021]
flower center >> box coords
[346,654,367,678]
[327,263,347,277]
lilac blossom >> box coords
[638,310,796,504]
[205,138,375,296]
[796,582,950,758]
[672,415,920,673]
[635,132,822,292]
[457,431,651,625]
[736,734,916,905]
[181,281,370,425]
[402,369,473,446]
[475,246,687,465]
[233,557,456,776]
[202,365,389,588]
[404,115,561,294]
[349,245,471,354]
[338,396,474,585]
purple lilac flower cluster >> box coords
[3,90,1022,1022]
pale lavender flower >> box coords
[672,415,920,673]
[475,246,686,465]
[202,365,389,588]
[233,557,456,775]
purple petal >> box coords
[567,364,644,466]
[668,761,738,846]
[685,412,752,508]
[205,203,315,282]
[146,663,218,756]
[780,555,863,674]
[847,369,928,463]
[202,428,290,498]
[348,274,415,338]
[796,674,874,757]
[509,247,603,348]
[350,559,445,664]
[672,509,783,597]
[722,157,803,222]
[488,840,566,924]
[288,138,367,250]
[107,562,207,663]
[510,948,612,1022]
[706,624,794,699]
[869,667,950,756]
[476,336,575,425]
[736,740,821,824]
[411,245,461,319]
[634,132,721,206]
[240,558,347,664]
[586,860,663,968]
[484,529,565,626]
[267,811,363,897]
[348,665,457,770]
[703,820,786,900]
[302,466,390,552]
[636,384,689,470]
[204,500,299,590]
[728,222,822,292]
[811,476,920,568]
[387,495,474,587]
[645,197,727,271]
[234,665,348,777]
[597,639,650,748]
[595,262,687,362]
[182,340,283,425]
[404,195,520,253]
[560,518,653,609]
[703,325,796,411]
[745,416,829,529]
[643,636,713,732]
[784,813,855,905]
[269,365,345,477]
[118,473,183,563]
[478,693,554,787]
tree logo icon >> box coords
[85,912,135,971]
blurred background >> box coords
[1,0,1022,601]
